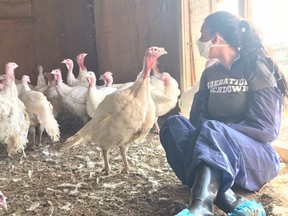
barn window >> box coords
[251,0,288,72]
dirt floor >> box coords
[0,111,288,216]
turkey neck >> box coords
[5,67,15,82]
[78,59,86,71]
[67,62,74,73]
[89,75,97,90]
[105,76,113,87]
[4,68,18,97]
[133,56,155,98]
[55,73,63,85]
[23,82,31,92]
[143,56,156,79]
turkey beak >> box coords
[61,59,66,64]
[99,75,104,80]
[83,53,88,57]
[160,48,168,56]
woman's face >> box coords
[198,24,218,59]
[198,24,230,60]
[199,24,214,42]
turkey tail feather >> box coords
[37,102,60,142]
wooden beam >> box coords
[239,0,252,19]
[180,0,196,91]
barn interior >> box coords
[0,0,288,215]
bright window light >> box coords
[252,0,288,45]
[215,0,239,16]
[216,0,288,69]
[252,0,288,69]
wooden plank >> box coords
[239,0,252,19]
[31,0,98,84]
[0,18,33,25]
[180,0,193,91]
[94,0,181,85]
[0,20,34,81]
[0,0,30,2]
[0,0,32,18]
[0,0,98,86]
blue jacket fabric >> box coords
[160,59,282,193]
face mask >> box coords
[197,36,229,59]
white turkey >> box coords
[76,52,88,81]
[178,81,200,119]
[33,65,48,94]
[51,68,90,123]
[62,58,89,87]
[61,46,167,174]
[99,71,134,90]
[0,62,30,157]
[85,71,117,118]
[150,72,181,133]
[19,75,60,148]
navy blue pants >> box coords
[160,115,280,193]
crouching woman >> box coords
[160,11,288,216]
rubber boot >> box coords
[214,189,247,213]
[215,189,266,216]
[176,163,222,216]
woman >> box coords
[160,11,288,216]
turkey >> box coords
[150,71,181,133]
[100,71,134,90]
[178,81,200,119]
[0,191,7,211]
[44,72,63,118]
[62,58,89,87]
[76,52,88,81]
[51,68,90,123]
[98,71,113,88]
[152,59,161,75]
[19,75,60,148]
[61,46,167,174]
[0,62,30,157]
[16,77,34,95]
[178,59,218,118]
[85,71,117,118]
[33,65,48,94]
[0,74,5,90]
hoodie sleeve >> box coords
[189,70,210,127]
[227,87,282,143]
[189,90,210,128]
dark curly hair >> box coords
[203,11,288,97]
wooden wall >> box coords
[0,0,98,84]
[32,0,98,83]
[0,0,181,86]
[0,0,34,81]
[94,0,181,84]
